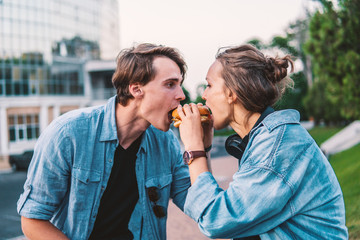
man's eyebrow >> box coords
[164,78,183,84]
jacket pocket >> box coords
[71,168,101,211]
[145,174,173,208]
[145,174,172,189]
[73,167,101,184]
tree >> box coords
[194,84,206,104]
[180,86,191,105]
[246,21,310,119]
[304,0,360,122]
[246,38,266,50]
[275,72,308,121]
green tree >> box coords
[275,72,308,120]
[247,38,266,50]
[194,84,206,104]
[247,23,310,119]
[180,86,191,105]
[304,0,360,122]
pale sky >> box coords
[118,0,318,98]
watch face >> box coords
[183,151,191,164]
[183,150,206,165]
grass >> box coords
[308,127,360,239]
[307,126,343,146]
[214,128,236,137]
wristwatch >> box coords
[183,150,207,165]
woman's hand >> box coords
[197,103,214,151]
[177,103,214,151]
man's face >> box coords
[139,56,185,131]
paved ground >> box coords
[166,155,238,240]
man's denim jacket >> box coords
[17,96,190,240]
[185,110,348,239]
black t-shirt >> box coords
[89,135,142,240]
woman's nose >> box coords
[202,88,207,100]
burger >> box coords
[172,105,211,128]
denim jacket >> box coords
[184,109,348,239]
[17,96,190,240]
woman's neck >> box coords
[230,105,260,139]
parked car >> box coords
[9,150,34,171]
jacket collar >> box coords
[261,109,300,132]
[99,96,118,142]
[99,96,149,154]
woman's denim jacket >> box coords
[185,109,348,239]
[17,96,190,240]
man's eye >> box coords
[206,84,211,88]
[167,82,175,87]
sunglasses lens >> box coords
[147,187,165,218]
[147,187,159,202]
[153,205,166,218]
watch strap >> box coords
[205,145,212,152]
[183,150,207,165]
[190,150,207,159]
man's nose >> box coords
[177,86,186,101]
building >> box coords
[0,0,120,168]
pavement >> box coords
[0,158,11,173]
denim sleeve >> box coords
[169,134,191,211]
[184,167,293,239]
[17,122,72,220]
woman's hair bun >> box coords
[265,56,293,83]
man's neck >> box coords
[115,101,150,149]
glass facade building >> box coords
[0,0,119,165]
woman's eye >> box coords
[206,84,211,88]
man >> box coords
[17,43,191,240]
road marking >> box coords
[7,236,27,240]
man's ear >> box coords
[129,83,143,98]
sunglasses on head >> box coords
[147,187,166,218]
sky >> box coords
[118,0,318,99]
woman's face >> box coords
[202,60,232,130]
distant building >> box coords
[0,0,119,167]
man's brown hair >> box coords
[112,43,187,106]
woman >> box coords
[177,44,348,239]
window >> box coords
[8,114,40,142]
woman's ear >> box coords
[129,83,143,98]
[226,88,237,104]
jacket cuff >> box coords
[184,172,222,221]
[17,185,55,220]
